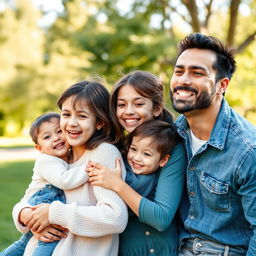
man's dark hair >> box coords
[177,33,237,82]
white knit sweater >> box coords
[12,143,128,256]
[13,152,88,204]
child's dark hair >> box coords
[30,112,60,144]
[110,70,174,144]
[57,80,115,150]
[126,119,178,159]
[177,33,237,82]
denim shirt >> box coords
[176,99,256,256]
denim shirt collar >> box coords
[176,98,231,150]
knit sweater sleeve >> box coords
[12,154,88,234]
[138,143,186,232]
[35,153,88,190]
[12,201,31,233]
[49,143,128,237]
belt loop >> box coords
[224,245,229,256]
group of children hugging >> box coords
[1,71,185,256]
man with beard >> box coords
[170,33,256,256]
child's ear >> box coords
[153,105,163,118]
[159,154,170,167]
[96,121,104,131]
[34,144,41,152]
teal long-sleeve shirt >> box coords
[119,143,186,256]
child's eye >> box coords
[79,114,87,119]
[61,112,70,117]
[144,152,151,157]
[117,103,125,108]
[135,103,144,107]
[57,129,63,134]
[43,135,50,140]
[130,146,137,152]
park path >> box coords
[0,147,38,161]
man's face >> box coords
[170,48,218,114]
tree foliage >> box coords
[0,0,255,135]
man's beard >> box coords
[170,86,215,114]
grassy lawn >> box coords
[0,160,33,251]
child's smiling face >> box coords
[36,117,70,160]
[127,136,168,175]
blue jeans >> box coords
[1,184,65,256]
[178,238,247,256]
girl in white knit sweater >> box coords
[12,81,128,256]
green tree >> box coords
[0,0,255,136]
[0,0,45,135]
[56,0,256,122]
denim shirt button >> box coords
[149,249,155,253]
[189,215,195,220]
[195,242,202,248]
[145,231,150,236]
[189,166,196,171]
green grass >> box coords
[0,160,33,250]
[0,145,33,149]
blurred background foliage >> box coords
[0,0,255,137]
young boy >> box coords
[1,113,88,256]
[88,119,178,201]
[124,119,178,200]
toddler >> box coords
[1,112,88,256]
[124,119,178,200]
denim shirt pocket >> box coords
[200,172,230,211]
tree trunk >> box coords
[227,0,241,46]
[181,0,201,32]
